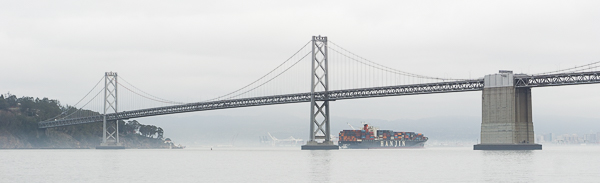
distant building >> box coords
[535,135,544,143]
[584,133,597,143]
[540,132,600,145]
[543,133,553,143]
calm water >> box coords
[1,146,599,183]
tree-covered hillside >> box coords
[0,93,174,148]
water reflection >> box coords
[99,150,126,179]
[482,150,534,156]
[309,150,332,182]
[480,150,535,182]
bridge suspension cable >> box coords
[37,36,600,131]
[327,41,468,91]
[533,61,600,75]
[329,41,465,81]
[205,40,312,101]
[42,37,484,123]
[220,52,311,100]
[59,88,104,119]
[42,76,105,122]
[118,76,184,105]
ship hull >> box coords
[339,140,427,149]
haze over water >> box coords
[1,146,599,182]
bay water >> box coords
[1,146,599,182]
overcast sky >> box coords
[2,0,600,122]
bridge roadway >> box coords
[39,71,600,128]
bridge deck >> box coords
[39,71,600,128]
[39,79,484,128]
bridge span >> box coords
[39,71,600,129]
[38,36,600,150]
[39,79,485,128]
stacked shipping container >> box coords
[338,124,428,149]
[340,129,425,141]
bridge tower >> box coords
[302,36,339,150]
[474,71,541,150]
[97,72,124,149]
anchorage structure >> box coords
[302,36,339,150]
[97,72,124,149]
[474,71,541,150]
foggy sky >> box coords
[2,0,600,122]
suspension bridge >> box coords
[38,36,600,150]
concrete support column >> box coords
[474,71,541,150]
[514,87,534,144]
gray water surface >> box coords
[1,146,599,182]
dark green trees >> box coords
[0,93,170,148]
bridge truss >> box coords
[515,71,600,87]
[37,34,600,134]
[39,71,600,129]
[39,79,484,128]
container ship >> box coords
[338,124,428,149]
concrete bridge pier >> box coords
[474,71,542,150]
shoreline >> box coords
[0,147,174,149]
